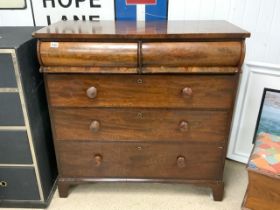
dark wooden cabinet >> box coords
[33,20,250,201]
[0,27,57,208]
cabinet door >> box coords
[0,131,32,164]
[0,167,40,200]
[0,93,24,126]
[0,54,17,88]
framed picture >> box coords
[0,0,26,9]
[253,88,280,143]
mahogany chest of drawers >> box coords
[33,20,250,201]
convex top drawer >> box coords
[38,41,243,68]
[39,42,138,67]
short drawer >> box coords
[57,141,223,180]
[0,93,24,126]
[0,167,40,200]
[53,108,229,143]
[142,42,242,67]
[46,74,236,109]
[0,131,32,164]
[0,54,17,88]
[39,42,138,67]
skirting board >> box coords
[227,62,280,163]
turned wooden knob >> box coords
[89,120,100,132]
[179,121,189,132]
[182,87,193,97]
[94,154,102,166]
[86,86,97,99]
[177,156,186,168]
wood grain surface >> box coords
[52,108,229,143]
[39,42,138,67]
[40,66,239,74]
[33,20,250,40]
[46,74,235,109]
[142,42,242,67]
[35,20,250,200]
[57,141,223,179]
[242,170,280,210]
[39,41,242,68]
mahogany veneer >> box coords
[53,108,229,142]
[57,141,223,179]
[33,20,250,201]
[46,74,235,109]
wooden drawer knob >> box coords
[182,87,192,97]
[89,120,100,132]
[177,156,186,168]
[94,154,102,166]
[86,86,97,99]
[179,121,189,132]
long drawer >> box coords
[46,74,235,109]
[57,141,224,180]
[53,108,229,143]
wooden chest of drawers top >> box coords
[34,20,250,74]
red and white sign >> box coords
[126,0,156,5]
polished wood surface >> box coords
[46,74,235,109]
[242,170,280,210]
[57,141,223,179]
[39,41,242,68]
[52,108,229,143]
[35,20,250,201]
[142,42,242,67]
[40,66,239,74]
[33,20,250,40]
[39,42,138,67]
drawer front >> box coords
[142,42,242,67]
[39,42,138,67]
[0,93,24,126]
[0,167,40,200]
[46,74,235,109]
[58,141,223,180]
[0,131,32,164]
[0,54,17,88]
[53,108,229,143]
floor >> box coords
[4,160,248,210]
